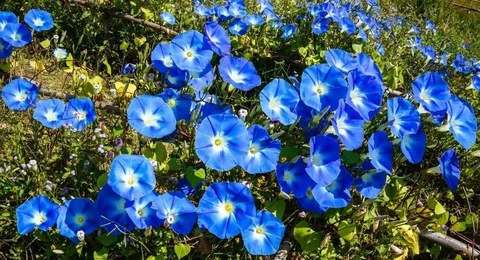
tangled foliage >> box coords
[0,0,479,259]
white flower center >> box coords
[45,110,57,122]
[229,70,245,83]
[141,112,160,127]
[166,215,175,224]
[123,168,138,186]
[74,111,86,121]
[33,18,45,27]
[16,92,27,102]
[32,211,47,225]
[163,57,173,67]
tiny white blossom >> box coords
[77,230,85,242]
[238,109,248,121]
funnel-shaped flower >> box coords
[0,12,17,32]
[1,78,38,111]
[204,21,231,56]
[170,30,213,73]
[219,56,261,91]
[412,72,450,115]
[355,53,383,85]
[312,166,353,208]
[57,199,99,243]
[346,71,383,121]
[368,131,392,174]
[96,184,135,234]
[447,96,477,150]
[158,88,194,122]
[151,43,177,74]
[306,135,341,186]
[0,38,13,59]
[439,149,460,190]
[25,9,54,31]
[197,182,255,239]
[239,125,281,174]
[0,23,32,47]
[229,19,249,35]
[332,99,364,150]
[160,11,176,25]
[241,210,285,255]
[62,98,96,131]
[387,97,421,137]
[125,192,161,229]
[400,130,426,164]
[354,161,387,199]
[276,159,312,198]
[259,78,299,125]
[16,195,59,235]
[33,99,65,129]
[153,191,197,235]
[127,95,176,138]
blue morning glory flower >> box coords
[62,98,96,131]
[239,124,281,174]
[447,95,477,150]
[375,42,385,56]
[281,24,297,39]
[332,99,365,151]
[108,155,156,201]
[197,103,233,123]
[127,95,177,138]
[228,3,247,18]
[164,68,189,90]
[1,78,38,111]
[125,191,162,229]
[412,72,450,116]
[472,74,480,92]
[215,5,232,21]
[53,48,68,61]
[0,23,32,47]
[170,30,213,73]
[439,149,460,190]
[312,17,329,35]
[300,64,347,112]
[189,64,214,91]
[259,0,275,12]
[441,51,448,66]
[425,20,437,32]
[204,21,231,57]
[297,185,326,214]
[219,56,261,91]
[197,182,255,239]
[422,46,437,62]
[259,78,299,125]
[357,26,368,42]
[276,159,312,198]
[229,19,249,35]
[33,99,65,129]
[354,161,387,199]
[452,53,472,74]
[151,43,177,74]
[16,195,59,235]
[194,4,211,17]
[306,135,341,186]
[24,9,54,31]
[408,36,422,51]
[0,38,13,59]
[338,17,356,35]
[355,53,383,85]
[195,114,249,171]
[312,166,353,208]
[121,63,136,75]
[241,210,285,255]
[160,11,176,25]
[153,191,197,235]
[387,97,421,137]
[96,184,135,235]
[325,49,358,75]
[400,130,426,164]
[57,199,100,243]
[158,88,194,122]
[245,14,265,26]
[368,131,393,174]
[0,12,17,32]
[346,71,383,121]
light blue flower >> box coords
[368,131,393,174]
[332,99,364,150]
[325,49,358,75]
[0,38,13,59]
[62,98,96,131]
[0,12,17,32]
[1,78,38,111]
[245,14,265,26]
[158,88,194,122]
[204,21,231,56]
[259,78,299,125]
[241,210,285,255]
[276,159,312,198]
[400,130,426,164]
[125,192,162,229]
[57,199,100,243]
[24,9,54,31]
[306,135,341,186]
[346,70,383,120]
[170,30,213,73]
[96,184,135,234]
[354,161,387,199]
[439,149,460,191]
[239,125,281,174]
[219,56,261,91]
[16,195,59,235]
[160,11,176,25]
[0,23,32,47]
[281,24,297,39]
[229,19,249,35]
[312,166,353,209]
[33,99,65,129]
[387,97,421,137]
[53,48,68,61]
[447,95,477,150]
[153,191,197,235]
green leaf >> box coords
[341,150,360,165]
[293,221,322,252]
[186,167,205,188]
[434,202,446,215]
[174,244,190,259]
[134,37,147,47]
[96,174,108,189]
[65,53,74,68]
[156,142,168,164]
[113,125,123,137]
[352,43,363,53]
[94,248,108,260]
[52,249,64,254]
[451,221,466,232]
[279,146,300,162]
[465,213,479,227]
[120,41,129,51]
[168,158,181,171]
[338,221,356,241]
[40,39,50,49]
[103,59,112,75]
[265,199,286,219]
[471,150,480,157]
[97,233,118,247]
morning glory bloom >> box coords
[239,125,281,174]
[24,9,54,31]
[194,4,210,17]
[241,210,285,255]
[160,11,176,25]
[412,72,450,115]
[170,30,213,73]
[204,21,231,56]
[259,78,299,125]
[332,100,364,150]
[259,0,275,12]
[219,56,261,91]
[0,23,32,47]
[165,67,189,90]
[368,131,393,174]
[408,36,422,51]
[472,74,480,92]
[197,182,256,239]
[387,97,421,137]
[452,53,472,74]
[0,38,13,59]
[409,25,419,34]
[356,53,383,85]
[53,48,68,61]
[312,17,329,35]
[357,26,368,42]
[312,166,353,208]
[62,98,96,131]
[16,195,59,235]
[447,96,477,150]
[1,78,38,111]
[0,12,17,32]
[108,155,156,201]
[197,103,233,122]
[300,64,347,112]
[276,159,312,198]
[57,199,100,243]
[127,95,176,138]
[422,46,437,62]
[96,184,135,234]
[439,149,460,190]
[425,19,437,32]
[306,135,341,186]
[354,161,387,199]
[245,14,265,26]
[33,99,65,129]
[375,42,385,56]
[228,19,249,36]
[121,63,136,75]
[125,192,162,229]
[338,17,356,35]
[441,51,448,67]
[195,114,249,171]
[281,24,297,39]
[400,130,426,164]
[158,88,194,122]
[215,5,232,21]
[297,185,326,214]
[346,71,383,121]
[189,64,214,91]
[325,49,358,75]
[229,3,247,18]
[151,43,177,74]
[153,191,197,234]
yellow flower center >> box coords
[255,227,264,235]
[214,138,223,146]
[168,99,176,107]
[306,189,313,197]
[77,216,85,224]
[186,51,194,58]
[18,93,27,102]
[224,203,234,213]
[249,146,257,154]
[137,209,144,216]
[316,86,324,94]
[39,215,46,223]
[284,172,292,182]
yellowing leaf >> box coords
[29,60,46,72]
[115,81,137,98]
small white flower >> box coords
[237,109,248,121]
[110,89,117,98]
[53,35,59,40]
[78,74,86,81]
[77,230,85,242]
